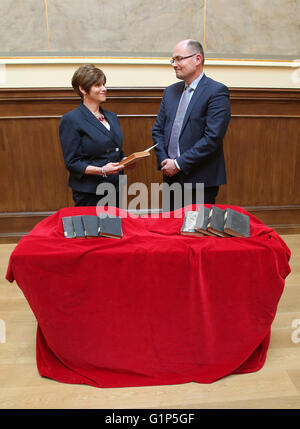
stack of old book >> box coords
[180,206,250,238]
[62,214,123,239]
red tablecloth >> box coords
[6,204,291,388]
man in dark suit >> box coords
[152,39,231,209]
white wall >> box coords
[1,59,299,89]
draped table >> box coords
[6,205,291,388]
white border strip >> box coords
[0,64,6,84]
[0,57,299,68]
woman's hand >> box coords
[85,163,124,177]
[103,162,124,175]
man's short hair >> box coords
[72,64,106,99]
[187,40,205,64]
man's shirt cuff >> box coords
[174,159,181,170]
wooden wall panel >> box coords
[0,87,300,241]
[0,117,73,212]
[218,117,300,206]
[118,116,161,192]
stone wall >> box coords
[0,0,299,59]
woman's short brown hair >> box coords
[71,64,106,99]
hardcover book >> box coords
[119,151,150,167]
[206,206,231,237]
[72,215,86,238]
[99,216,123,239]
[224,208,250,238]
[117,144,157,167]
[62,216,76,238]
[180,211,204,237]
[81,215,100,238]
[62,215,123,239]
[194,206,216,236]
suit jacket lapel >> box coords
[104,110,123,148]
[180,74,208,135]
[79,103,112,139]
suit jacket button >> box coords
[106,149,110,153]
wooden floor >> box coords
[0,235,300,410]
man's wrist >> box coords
[101,167,108,178]
[174,159,181,170]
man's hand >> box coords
[161,159,179,177]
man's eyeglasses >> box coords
[170,53,197,65]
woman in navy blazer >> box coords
[59,64,125,206]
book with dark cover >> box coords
[81,215,100,238]
[207,206,231,237]
[99,216,123,239]
[72,215,86,238]
[194,206,216,236]
[62,216,76,238]
[180,211,204,237]
[224,208,250,238]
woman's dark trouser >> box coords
[72,190,120,207]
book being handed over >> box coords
[118,144,158,167]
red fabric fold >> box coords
[6,204,291,388]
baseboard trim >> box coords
[0,206,299,243]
